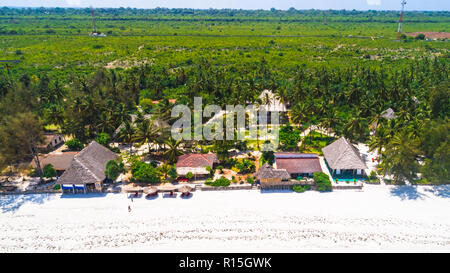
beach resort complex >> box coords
[0,3,449,254]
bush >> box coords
[105,160,124,181]
[186,172,194,180]
[95,133,111,147]
[131,161,160,184]
[246,177,255,184]
[43,164,57,179]
[293,184,311,193]
[235,158,256,174]
[313,172,332,192]
[261,151,275,165]
[205,166,214,176]
[205,177,231,187]
[53,184,61,190]
[66,138,83,151]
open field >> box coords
[1,185,449,252]
[0,9,449,80]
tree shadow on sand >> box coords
[390,186,426,201]
[0,194,54,213]
[424,185,450,199]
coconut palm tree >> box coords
[117,121,136,154]
[164,137,184,164]
[133,118,160,153]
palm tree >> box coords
[133,118,160,153]
[117,121,136,154]
[164,137,184,164]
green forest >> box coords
[0,7,448,184]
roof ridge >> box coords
[74,157,101,181]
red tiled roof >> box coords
[176,154,218,168]
[275,158,322,174]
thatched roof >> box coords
[57,141,118,185]
[255,163,291,180]
[157,183,176,191]
[123,183,143,193]
[274,153,322,174]
[322,137,367,170]
[144,186,158,194]
[30,152,77,171]
[178,185,193,193]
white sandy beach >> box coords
[1,185,449,252]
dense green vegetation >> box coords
[0,8,448,185]
[314,173,333,192]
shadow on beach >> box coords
[390,186,426,201]
[0,194,54,213]
[424,185,450,199]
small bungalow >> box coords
[255,163,313,190]
[30,152,78,176]
[57,141,118,193]
[274,153,322,178]
[176,153,219,180]
[37,133,65,152]
[322,137,368,177]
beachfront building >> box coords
[274,153,322,178]
[36,133,65,153]
[30,152,78,176]
[57,141,118,193]
[255,163,314,190]
[176,153,219,181]
[322,137,368,177]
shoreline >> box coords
[1,185,449,252]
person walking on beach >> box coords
[128,205,131,212]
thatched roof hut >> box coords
[57,141,118,190]
[322,137,367,171]
[255,164,291,181]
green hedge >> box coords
[313,172,332,192]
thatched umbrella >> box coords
[157,183,176,192]
[122,183,143,193]
[177,185,192,193]
[144,186,158,195]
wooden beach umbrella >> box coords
[144,186,158,195]
[178,185,192,193]
[122,183,142,193]
[157,183,176,192]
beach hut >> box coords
[57,141,118,193]
[30,152,78,176]
[255,163,291,183]
[322,137,368,177]
[274,153,322,178]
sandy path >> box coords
[1,185,449,252]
